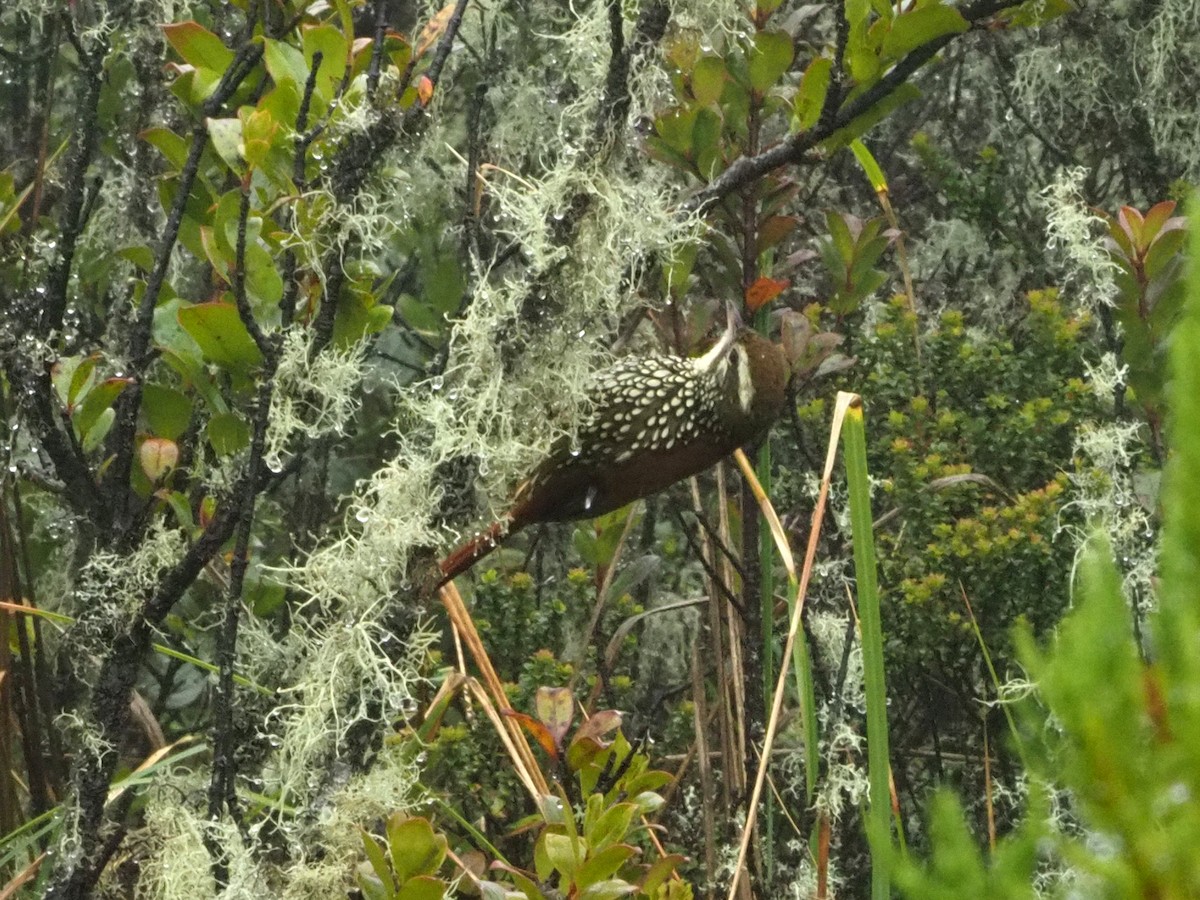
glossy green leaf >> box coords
[577,844,637,888]
[178,302,263,372]
[748,30,794,93]
[162,21,234,72]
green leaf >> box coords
[540,832,580,880]
[821,83,921,151]
[577,880,636,900]
[74,377,132,440]
[691,55,726,106]
[882,5,969,59]
[748,30,794,93]
[142,383,194,440]
[178,302,264,372]
[577,845,637,887]
[245,242,285,314]
[206,412,251,456]
[50,354,96,410]
[206,117,244,172]
[162,21,234,72]
[302,24,348,102]
[264,38,309,89]
[119,244,156,272]
[640,855,686,895]
[793,57,832,131]
[691,107,723,180]
[395,876,448,900]
[141,127,191,171]
[996,0,1074,28]
[654,106,699,156]
[386,816,447,883]
[586,803,637,853]
[845,0,872,30]
[81,408,115,453]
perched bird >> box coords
[437,305,790,586]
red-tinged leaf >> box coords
[162,21,234,72]
[745,275,789,311]
[1118,206,1144,250]
[1140,200,1178,245]
[757,215,799,255]
[199,495,217,528]
[506,710,559,760]
[417,75,434,106]
[139,437,179,482]
[534,686,575,751]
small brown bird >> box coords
[438,305,790,586]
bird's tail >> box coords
[437,519,510,588]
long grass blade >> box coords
[842,398,895,898]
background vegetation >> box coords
[0,0,1194,897]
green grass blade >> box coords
[843,400,896,896]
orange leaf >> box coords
[417,75,435,106]
[505,710,559,761]
[745,276,789,311]
[416,3,455,57]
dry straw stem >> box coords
[725,391,861,900]
[438,581,550,799]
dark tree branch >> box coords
[366,0,389,95]
[682,0,1025,217]
[40,15,104,336]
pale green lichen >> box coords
[1041,167,1118,312]
[263,331,367,472]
